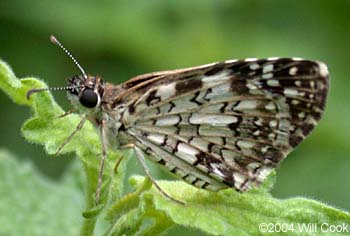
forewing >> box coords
[121,58,329,191]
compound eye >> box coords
[79,89,98,108]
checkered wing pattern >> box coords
[118,58,329,191]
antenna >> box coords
[26,85,82,99]
[50,35,87,79]
[25,35,87,100]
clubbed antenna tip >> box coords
[50,35,58,44]
[26,85,82,100]
[49,35,87,79]
[26,88,50,100]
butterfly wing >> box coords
[118,58,329,191]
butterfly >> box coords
[27,36,329,204]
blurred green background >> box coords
[0,0,349,226]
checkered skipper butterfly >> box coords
[27,36,329,204]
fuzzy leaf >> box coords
[0,150,83,236]
[125,176,350,236]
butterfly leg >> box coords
[133,146,185,205]
[113,144,135,173]
[95,119,108,204]
[113,155,124,173]
[55,116,87,156]
[57,109,76,118]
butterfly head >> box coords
[27,35,104,110]
[66,74,104,109]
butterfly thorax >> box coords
[100,83,136,147]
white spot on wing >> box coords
[234,100,258,111]
[155,115,180,126]
[318,62,329,77]
[268,133,276,139]
[310,81,315,89]
[267,80,280,87]
[292,99,299,105]
[298,112,306,118]
[249,63,260,70]
[237,140,254,149]
[289,67,298,75]
[247,162,260,172]
[221,150,239,161]
[283,88,299,97]
[207,83,231,98]
[256,166,273,181]
[292,57,303,61]
[190,114,238,125]
[195,62,216,69]
[176,143,198,164]
[265,102,276,110]
[189,137,209,152]
[253,130,260,136]
[210,164,228,180]
[156,83,176,100]
[254,118,264,126]
[244,58,258,62]
[147,134,165,145]
[205,137,223,144]
[269,120,277,128]
[263,64,274,73]
[262,73,273,79]
[233,172,246,187]
[247,83,258,90]
[261,146,268,153]
[225,59,238,63]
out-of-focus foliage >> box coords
[0,1,349,235]
[0,150,84,236]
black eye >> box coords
[79,89,98,108]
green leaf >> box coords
[120,176,350,236]
[0,149,83,236]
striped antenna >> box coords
[26,36,88,100]
[26,85,82,99]
[50,35,87,79]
